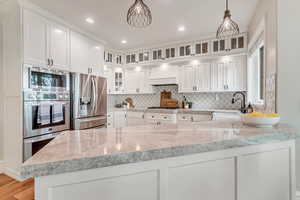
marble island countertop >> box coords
[109,107,241,114]
[21,121,299,179]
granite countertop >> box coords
[21,121,299,179]
[109,107,240,114]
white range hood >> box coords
[148,64,179,85]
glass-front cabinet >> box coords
[211,34,247,54]
[179,45,192,57]
[194,41,209,55]
[138,51,150,63]
[165,47,176,59]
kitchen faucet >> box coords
[232,92,247,113]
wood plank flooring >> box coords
[0,174,34,200]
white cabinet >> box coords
[211,34,247,55]
[125,69,143,94]
[126,112,145,127]
[237,149,291,200]
[179,64,211,93]
[104,68,114,94]
[211,56,247,92]
[124,68,153,94]
[114,111,127,128]
[107,112,114,128]
[213,112,241,120]
[23,9,48,66]
[70,31,104,75]
[169,158,235,200]
[195,63,211,92]
[48,23,70,70]
[179,66,194,93]
[23,10,70,70]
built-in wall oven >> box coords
[23,64,71,161]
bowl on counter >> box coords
[241,114,280,128]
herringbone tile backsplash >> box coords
[108,85,242,110]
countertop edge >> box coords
[21,131,299,179]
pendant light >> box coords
[127,0,152,28]
[216,0,240,38]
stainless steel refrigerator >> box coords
[71,73,107,130]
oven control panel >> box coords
[24,91,70,101]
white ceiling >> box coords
[29,0,260,50]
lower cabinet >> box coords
[169,158,235,200]
[36,142,294,200]
[237,149,290,200]
[113,111,127,128]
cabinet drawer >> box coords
[159,114,177,122]
[145,113,160,120]
[177,114,192,121]
[192,114,212,122]
[107,112,114,119]
[127,111,144,119]
[213,112,241,120]
[107,122,114,128]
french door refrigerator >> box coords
[71,73,107,130]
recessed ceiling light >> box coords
[178,26,186,32]
[135,66,142,72]
[121,40,127,44]
[54,29,63,34]
[95,46,100,50]
[86,17,95,24]
[191,60,199,65]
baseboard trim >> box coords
[297,191,300,200]
[3,167,23,181]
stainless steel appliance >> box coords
[23,64,70,92]
[71,73,107,130]
[23,64,71,161]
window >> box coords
[248,39,265,105]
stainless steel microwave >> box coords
[23,64,70,92]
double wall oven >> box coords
[23,64,70,161]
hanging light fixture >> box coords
[216,0,240,38]
[127,0,152,28]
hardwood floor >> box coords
[0,174,34,200]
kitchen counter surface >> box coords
[109,107,240,114]
[21,121,299,179]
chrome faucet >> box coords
[232,92,247,113]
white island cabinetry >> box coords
[33,141,295,200]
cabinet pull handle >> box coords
[47,58,50,66]
[51,59,54,66]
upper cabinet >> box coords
[23,10,70,71]
[211,34,247,55]
[48,23,70,70]
[124,68,153,94]
[179,55,247,93]
[23,10,48,66]
[70,31,104,75]
[179,64,211,93]
[211,56,247,92]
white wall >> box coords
[277,0,300,191]
[0,17,3,162]
[248,0,277,113]
[249,0,300,191]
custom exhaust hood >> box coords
[148,64,179,86]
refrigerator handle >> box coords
[94,77,99,114]
[91,77,97,114]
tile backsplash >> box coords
[108,85,242,110]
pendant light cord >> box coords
[226,0,229,11]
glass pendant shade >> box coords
[127,0,152,28]
[216,0,240,38]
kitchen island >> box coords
[22,121,299,200]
